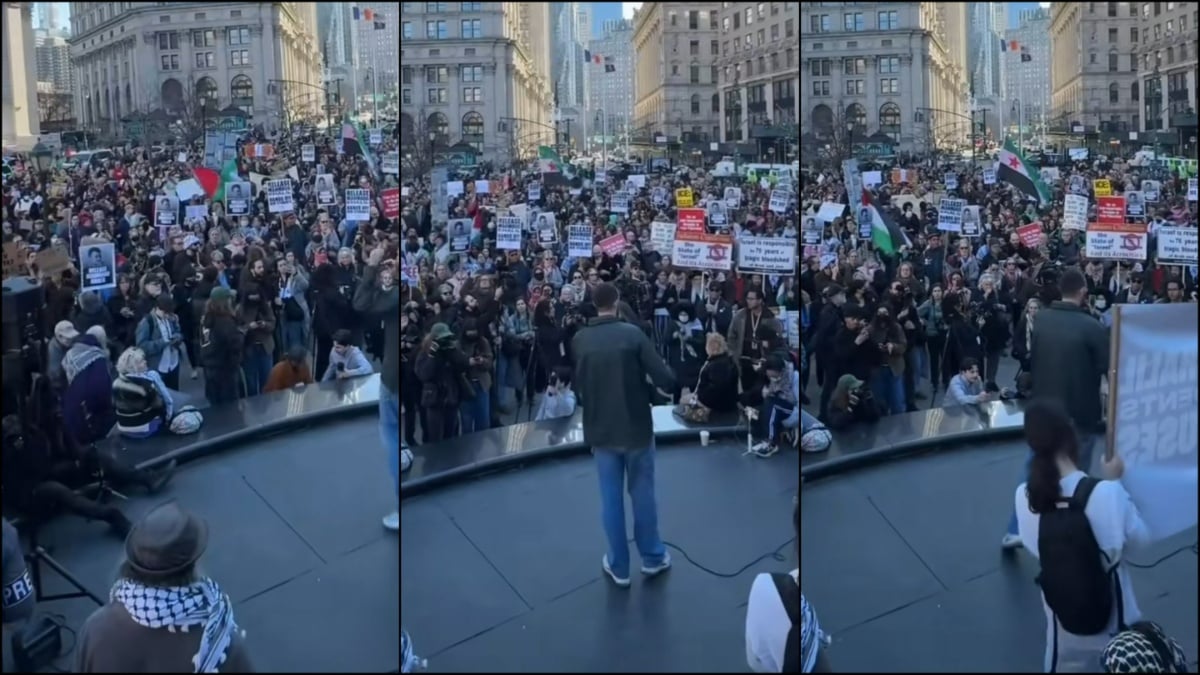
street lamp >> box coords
[31,142,53,173]
[846,119,855,160]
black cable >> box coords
[1122,541,1198,569]
[658,535,796,578]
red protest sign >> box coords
[1016,223,1043,248]
[1096,196,1125,225]
[677,208,707,234]
[599,233,626,257]
[381,188,400,219]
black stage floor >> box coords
[801,438,1199,672]
[13,417,398,673]
[400,440,800,672]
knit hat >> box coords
[209,286,233,302]
[429,323,453,341]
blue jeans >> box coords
[870,367,905,415]
[241,344,273,397]
[458,381,490,434]
[912,344,929,384]
[593,441,668,579]
[381,384,400,499]
[757,395,797,443]
[281,320,307,354]
[1006,432,1101,535]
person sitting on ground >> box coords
[74,501,255,672]
[112,347,174,438]
[691,333,740,415]
[62,326,117,446]
[321,329,374,382]
[264,345,315,393]
[946,357,997,406]
[534,366,577,421]
[800,409,832,454]
[825,373,882,431]
[749,356,800,457]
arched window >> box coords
[196,77,218,107]
[462,112,484,136]
[812,104,833,137]
[230,75,253,102]
[879,103,901,143]
[161,78,183,112]
[844,103,867,131]
[428,113,449,143]
[1109,82,1119,104]
[691,94,701,115]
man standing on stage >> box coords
[572,283,676,587]
[354,248,401,531]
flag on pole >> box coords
[537,145,563,173]
[584,49,591,63]
[343,119,379,178]
[997,141,1052,206]
[363,8,374,21]
[352,6,360,20]
[862,189,911,255]
[604,56,616,73]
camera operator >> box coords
[457,319,493,435]
[971,275,1011,385]
[414,323,468,443]
[2,517,35,626]
[939,291,982,393]
[400,300,426,446]
[534,366,577,421]
[825,374,882,431]
[864,305,907,416]
[885,282,923,411]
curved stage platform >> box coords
[800,402,1198,673]
[400,408,799,672]
[7,376,398,673]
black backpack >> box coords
[1035,477,1125,645]
[770,574,800,672]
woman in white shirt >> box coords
[1014,401,1152,673]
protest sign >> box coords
[343,187,369,219]
[783,311,800,350]
[381,188,400,219]
[78,242,116,292]
[652,187,668,206]
[1016,223,1043,248]
[225,181,252,215]
[383,152,399,175]
[737,237,798,274]
[2,242,26,279]
[677,208,706,235]
[862,170,882,187]
[982,168,996,185]
[1068,175,1088,195]
[724,187,742,207]
[185,204,209,222]
[768,190,789,214]
[1040,167,1060,182]
[302,144,315,162]
[155,196,179,228]
[369,128,383,146]
[595,169,607,184]
[889,195,920,213]
[496,216,523,250]
[890,168,918,185]
[1155,227,1197,265]
[672,231,733,271]
[1093,179,1112,196]
[707,200,727,226]
[1097,196,1125,225]
[937,197,966,232]
[1188,178,1197,201]
[475,180,490,194]
[802,216,821,245]
[266,179,294,213]
[1124,191,1145,219]
[944,172,958,189]
[535,212,558,244]
[447,218,473,253]
[610,192,630,213]
[315,174,337,206]
[1063,193,1089,231]
[961,206,981,237]
[856,206,873,239]
[599,233,625,257]
[1141,179,1160,202]
[627,174,646,189]
[675,188,694,207]
[650,221,676,253]
[527,183,541,201]
[568,224,593,258]
[1109,303,1198,541]
[1085,221,1147,261]
[1069,147,1089,160]
[36,246,72,277]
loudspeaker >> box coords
[1,277,44,353]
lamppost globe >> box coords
[31,142,52,172]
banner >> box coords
[672,231,733,271]
[1085,221,1148,261]
[383,152,399,175]
[568,224,593,258]
[1155,227,1197,265]
[737,237,797,274]
[677,208,706,234]
[266,179,294,213]
[650,221,676,253]
[496,216,523,250]
[1063,193,1089,231]
[315,174,337,206]
[380,188,400,219]
[1110,303,1198,542]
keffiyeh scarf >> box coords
[112,577,242,673]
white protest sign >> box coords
[175,179,206,202]
[1188,178,1197,201]
[944,173,958,189]
[627,174,646,189]
[527,183,541,201]
[816,202,845,224]
[344,188,371,221]
[737,237,798,274]
[961,206,981,237]
[1111,303,1198,542]
[595,169,607,184]
[724,187,742,208]
[672,232,733,271]
[568,224,593,258]
[652,187,668,206]
[315,174,337,206]
[369,128,383,146]
[610,192,630,213]
[475,180,490,194]
[862,171,882,187]
[1068,174,1089,196]
[447,181,464,197]
[383,152,399,175]
[768,190,789,214]
[1063,194,1089,231]
[783,311,799,350]
[185,204,209,221]
[1155,227,1198,265]
[302,144,315,162]
[535,212,558,244]
[1141,179,1160,202]
[266,179,294,213]
[650,221,676,253]
[707,200,727,226]
[982,168,996,185]
[176,152,188,164]
[496,216,523,250]
[937,197,965,232]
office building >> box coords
[801,2,971,155]
[587,18,635,147]
[352,3,398,113]
[3,1,41,149]
[36,28,75,93]
[1003,8,1052,135]
[717,1,800,159]
[67,2,324,136]
[968,4,1003,98]
[1049,2,1140,137]
[632,2,723,148]
[1135,0,1196,147]
[399,2,555,163]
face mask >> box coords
[464,331,479,340]
[677,315,689,323]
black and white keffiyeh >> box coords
[112,577,241,673]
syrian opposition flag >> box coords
[997,141,1051,206]
[861,189,911,255]
[343,119,380,178]
[537,145,565,174]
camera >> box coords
[435,334,457,351]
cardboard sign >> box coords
[35,247,72,277]
[2,242,26,279]
[1063,194,1089,231]
[677,208,706,235]
[650,221,676,253]
[1093,179,1112,196]
[1016,223,1043,248]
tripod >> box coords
[24,523,105,607]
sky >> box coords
[590,2,625,38]
[1008,2,1049,29]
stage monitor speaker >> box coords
[2,277,45,353]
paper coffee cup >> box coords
[700,431,710,446]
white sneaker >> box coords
[383,511,399,531]
[641,552,672,577]
[601,555,631,587]
[750,441,778,457]
[400,447,413,472]
[1000,533,1022,549]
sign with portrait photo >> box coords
[302,144,315,163]
[225,181,252,216]
[155,195,179,230]
[724,186,742,208]
[447,218,473,253]
[78,241,117,292]
[707,200,727,226]
[535,212,558,245]
[315,174,337,206]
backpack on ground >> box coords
[770,573,800,673]
[1035,476,1126,669]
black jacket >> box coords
[694,353,739,413]
[572,315,676,451]
[200,313,243,371]
[353,264,400,393]
[1029,300,1109,432]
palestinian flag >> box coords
[861,189,911,256]
[194,159,240,202]
[997,141,1051,206]
[343,120,379,178]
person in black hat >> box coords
[1113,272,1153,305]
[74,501,254,672]
[696,280,733,335]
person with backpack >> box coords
[746,497,809,672]
[1014,401,1151,673]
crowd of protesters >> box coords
[799,150,1198,436]
[399,157,801,456]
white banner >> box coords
[383,152,399,175]
[736,236,798,274]
[568,224,593,258]
[1085,224,1148,261]
[672,232,733,271]
[302,144,315,162]
[267,179,294,213]
[1060,194,1087,231]
[650,221,676,253]
[937,197,966,232]
[1111,303,1198,542]
[344,188,371,221]
[1155,226,1198,265]
[496,216,523,250]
